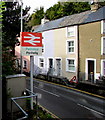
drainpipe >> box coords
[77,25,79,82]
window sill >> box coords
[66,70,76,73]
[67,52,75,54]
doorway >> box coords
[55,59,61,76]
[88,60,94,80]
[48,58,54,75]
[86,59,96,81]
[49,58,53,69]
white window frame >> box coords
[85,58,96,80]
[101,20,105,34]
[66,26,75,37]
[38,57,45,68]
[66,58,76,72]
[101,59,105,76]
[66,39,75,54]
[101,37,105,55]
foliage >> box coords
[2,2,30,54]
[45,2,90,20]
[2,2,30,76]
[2,47,20,76]
[27,2,90,27]
[27,7,44,28]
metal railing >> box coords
[11,89,38,120]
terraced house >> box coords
[78,6,105,82]
[15,4,105,83]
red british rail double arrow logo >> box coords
[21,32,42,47]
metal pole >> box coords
[20,0,23,74]
[11,100,13,120]
[36,96,38,119]
[30,56,34,109]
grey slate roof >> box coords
[34,6,105,32]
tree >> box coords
[27,7,44,28]
[2,2,30,55]
[45,2,90,20]
[2,2,30,76]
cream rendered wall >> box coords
[54,26,78,80]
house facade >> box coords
[101,20,105,76]
[15,38,30,73]
[53,26,78,80]
[15,5,105,83]
[79,8,105,82]
[33,17,79,80]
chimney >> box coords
[91,0,100,12]
[41,16,49,25]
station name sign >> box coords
[21,32,42,56]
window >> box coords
[103,20,105,34]
[67,40,75,53]
[103,38,105,54]
[23,60,27,69]
[67,27,75,37]
[39,58,44,68]
[101,37,105,55]
[66,59,75,72]
[42,44,44,53]
[101,60,105,76]
[103,61,105,75]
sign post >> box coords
[30,56,34,109]
[21,32,42,109]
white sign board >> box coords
[21,47,42,56]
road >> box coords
[26,78,105,120]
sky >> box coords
[22,0,59,14]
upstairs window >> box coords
[101,20,105,34]
[101,37,105,55]
[42,44,44,53]
[104,20,105,34]
[67,40,75,53]
[39,58,44,68]
[67,27,75,37]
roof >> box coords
[34,6,105,32]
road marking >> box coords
[34,78,105,99]
[34,86,60,97]
[77,103,105,116]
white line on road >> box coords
[34,86,60,97]
[77,103,105,116]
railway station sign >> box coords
[21,32,42,56]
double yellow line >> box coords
[33,78,105,119]
[35,78,105,99]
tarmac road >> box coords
[27,78,105,120]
